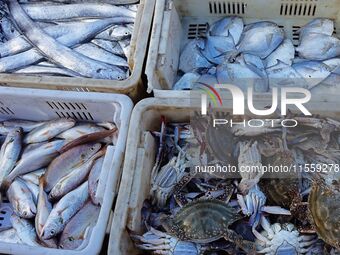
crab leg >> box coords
[223,229,257,255]
[261,206,291,215]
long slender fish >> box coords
[57,123,106,140]
[6,2,129,79]
[41,181,89,240]
[21,3,136,21]
[0,128,22,188]
[88,156,104,205]
[15,65,79,77]
[3,119,45,132]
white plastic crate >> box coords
[0,0,155,101]
[145,0,340,93]
[108,97,340,255]
[0,86,133,255]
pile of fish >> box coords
[0,0,138,80]
[0,118,117,250]
[175,17,340,92]
[130,115,340,254]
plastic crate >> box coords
[0,0,155,102]
[0,86,133,255]
[145,0,340,93]
[108,97,340,255]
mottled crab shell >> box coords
[309,183,340,249]
[163,199,242,244]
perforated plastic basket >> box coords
[145,0,340,93]
[0,86,133,255]
[108,96,340,255]
[0,0,155,102]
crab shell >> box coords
[308,183,340,249]
[162,199,242,244]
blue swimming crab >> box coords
[160,199,257,254]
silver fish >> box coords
[44,143,101,192]
[179,38,213,73]
[41,181,89,240]
[23,118,75,144]
[5,140,65,184]
[91,39,125,56]
[299,18,334,38]
[21,178,39,205]
[7,179,37,218]
[8,2,128,80]
[3,119,45,132]
[20,168,46,186]
[118,38,131,59]
[14,65,79,77]
[0,20,117,58]
[49,148,106,201]
[10,214,40,246]
[173,72,200,90]
[59,201,100,250]
[209,16,244,44]
[216,61,268,92]
[0,228,23,244]
[95,24,133,41]
[74,43,129,67]
[267,60,306,88]
[35,178,58,248]
[0,16,20,40]
[236,21,284,59]
[323,58,340,75]
[293,61,331,89]
[57,123,106,140]
[201,34,235,64]
[21,3,136,21]
[88,156,104,205]
[265,39,295,67]
[296,33,340,60]
[0,128,22,188]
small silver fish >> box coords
[7,179,36,218]
[88,156,104,205]
[10,214,40,247]
[24,118,76,144]
[0,128,22,188]
[3,119,45,132]
[57,123,106,140]
[41,181,89,240]
[59,201,100,249]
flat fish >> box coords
[293,60,331,89]
[265,39,295,67]
[296,33,340,60]
[299,18,334,38]
[201,35,236,65]
[236,21,284,59]
[173,72,200,90]
[209,16,244,44]
[179,38,213,73]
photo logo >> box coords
[199,84,312,116]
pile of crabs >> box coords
[130,113,340,255]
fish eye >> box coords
[50,230,55,235]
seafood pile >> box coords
[0,118,117,249]
[174,17,340,92]
[0,0,138,80]
[130,114,340,254]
